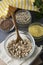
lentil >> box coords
[0,18,13,31]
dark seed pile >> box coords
[0,18,13,31]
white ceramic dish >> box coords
[4,31,35,59]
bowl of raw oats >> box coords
[4,31,35,59]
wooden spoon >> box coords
[11,12,23,43]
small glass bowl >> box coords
[0,18,15,32]
[4,31,35,59]
[16,10,32,27]
[28,23,43,42]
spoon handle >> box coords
[11,12,19,37]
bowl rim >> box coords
[0,25,15,32]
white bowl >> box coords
[4,31,35,59]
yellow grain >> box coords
[29,25,43,37]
